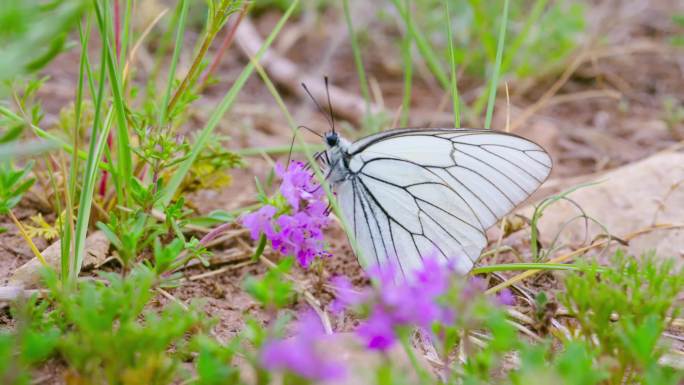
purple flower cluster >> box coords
[261,311,345,382]
[333,258,516,351]
[242,161,330,268]
[334,257,453,351]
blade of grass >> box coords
[0,140,56,161]
[119,0,133,69]
[398,0,412,127]
[468,0,497,61]
[64,19,93,281]
[58,154,76,281]
[471,263,604,274]
[444,0,460,128]
[390,0,449,89]
[71,110,114,283]
[341,0,371,121]
[95,1,132,207]
[159,1,299,207]
[159,0,189,127]
[234,144,325,157]
[483,0,510,129]
[499,0,549,76]
[0,107,111,172]
[70,19,115,283]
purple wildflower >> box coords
[261,311,345,382]
[496,288,516,306]
[356,309,396,351]
[329,276,367,314]
[241,161,331,268]
[276,161,323,211]
[352,256,455,351]
[241,205,276,239]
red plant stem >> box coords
[199,6,248,90]
[98,133,113,197]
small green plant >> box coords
[42,266,211,385]
[562,251,684,384]
[0,160,34,216]
[0,296,59,385]
[244,257,296,311]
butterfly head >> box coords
[324,131,339,148]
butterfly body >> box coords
[321,128,552,278]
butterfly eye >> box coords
[325,132,339,147]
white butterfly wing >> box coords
[334,129,552,277]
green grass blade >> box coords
[71,32,114,283]
[444,0,460,128]
[500,0,549,75]
[159,0,189,127]
[62,18,92,281]
[0,106,111,171]
[484,0,510,129]
[95,1,132,206]
[234,144,325,157]
[390,0,449,89]
[399,0,412,127]
[71,6,116,283]
[341,0,371,119]
[471,263,605,274]
[159,0,299,207]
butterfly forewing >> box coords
[331,128,552,277]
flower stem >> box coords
[166,30,215,115]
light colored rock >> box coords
[520,151,684,260]
[9,230,110,288]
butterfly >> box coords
[302,81,552,278]
[317,128,552,278]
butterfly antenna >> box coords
[297,125,323,138]
[286,125,322,165]
[301,82,334,130]
[324,76,335,134]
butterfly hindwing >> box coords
[333,129,552,277]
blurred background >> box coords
[7,0,682,178]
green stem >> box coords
[166,29,215,116]
[445,0,460,128]
[159,0,189,127]
[399,0,412,127]
[484,0,510,129]
[471,262,605,274]
[342,0,371,120]
[0,106,112,172]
